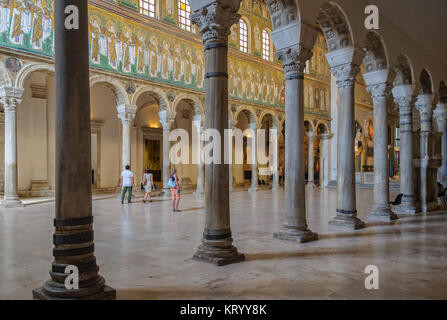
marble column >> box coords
[306,131,316,188]
[273,44,318,243]
[33,0,115,299]
[248,121,258,192]
[190,1,244,266]
[393,85,418,214]
[0,86,24,208]
[228,118,238,193]
[117,104,136,171]
[319,133,332,187]
[364,71,398,221]
[193,114,204,196]
[159,110,174,195]
[416,93,436,213]
[327,48,365,230]
[329,74,338,186]
[271,124,280,190]
[434,102,447,187]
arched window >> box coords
[239,19,248,53]
[139,0,155,18]
[178,0,192,32]
[262,29,270,60]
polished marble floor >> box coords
[1,188,447,300]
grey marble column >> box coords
[364,73,398,221]
[327,52,365,230]
[159,110,174,195]
[393,85,418,214]
[193,115,204,196]
[117,104,136,171]
[319,133,332,187]
[190,1,244,266]
[248,121,259,192]
[273,44,318,243]
[306,131,316,188]
[33,0,115,300]
[0,86,24,208]
[228,118,237,193]
[434,103,447,187]
[416,93,436,213]
[271,124,280,190]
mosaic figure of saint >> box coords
[10,0,31,45]
[136,33,147,74]
[89,17,102,64]
[149,37,159,77]
[122,29,135,73]
[30,0,45,50]
[0,0,10,38]
[107,22,121,70]
[184,47,192,84]
[173,45,183,81]
[42,4,53,53]
[161,41,170,80]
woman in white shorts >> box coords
[142,168,154,203]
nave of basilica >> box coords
[0,0,446,300]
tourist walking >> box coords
[120,165,134,204]
[168,168,181,212]
[142,168,154,203]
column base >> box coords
[2,199,24,208]
[274,227,318,243]
[248,186,258,192]
[366,206,398,222]
[192,234,245,267]
[33,284,116,300]
[271,184,280,191]
[392,203,419,215]
[329,212,365,230]
[306,182,316,188]
[193,187,204,196]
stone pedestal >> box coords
[363,70,398,222]
[0,86,24,208]
[33,0,115,300]
[272,43,318,243]
[327,48,365,230]
[190,1,244,266]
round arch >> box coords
[363,30,389,73]
[419,68,434,94]
[14,62,55,88]
[131,85,169,112]
[258,109,278,128]
[393,53,414,86]
[172,93,204,117]
[89,74,130,106]
[234,106,257,124]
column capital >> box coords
[306,130,315,141]
[366,82,393,103]
[326,47,364,88]
[249,121,258,131]
[158,109,175,130]
[0,86,24,108]
[319,133,333,140]
[275,44,313,79]
[392,84,416,113]
[415,93,435,113]
[228,118,238,129]
[190,1,241,45]
[117,104,137,123]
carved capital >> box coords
[366,82,392,104]
[415,94,435,122]
[117,104,137,123]
[191,2,240,45]
[0,86,24,108]
[159,110,176,130]
[331,63,360,88]
[275,44,312,78]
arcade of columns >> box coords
[0,0,444,299]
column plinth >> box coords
[190,1,244,266]
[273,43,318,243]
[33,0,115,300]
[327,51,365,230]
